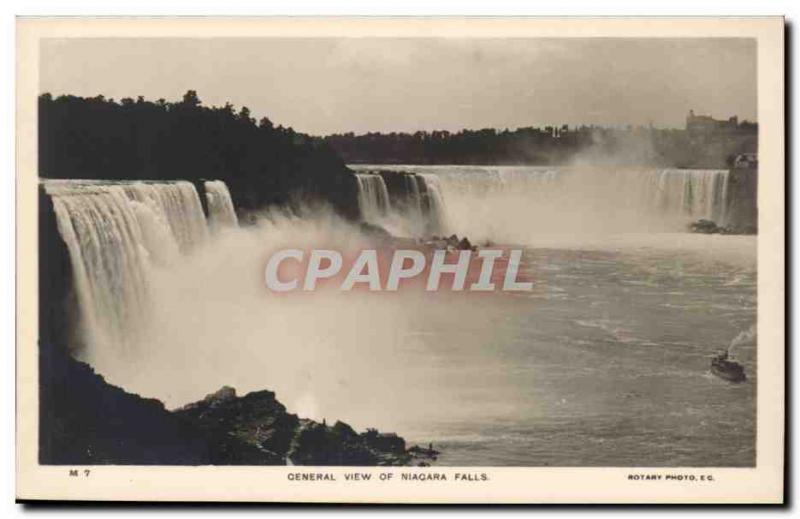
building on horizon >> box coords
[685,110,750,134]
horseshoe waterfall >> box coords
[351,165,753,241]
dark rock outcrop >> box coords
[725,166,758,234]
[39,340,215,465]
[174,387,299,464]
[421,234,477,252]
[376,170,417,206]
[39,343,439,466]
[288,420,379,466]
[39,187,76,355]
[175,387,437,466]
[688,218,755,235]
[689,219,725,234]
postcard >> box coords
[16,16,785,503]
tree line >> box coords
[39,91,359,219]
[321,123,757,168]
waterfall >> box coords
[42,179,217,355]
[631,169,730,225]
[404,174,425,222]
[350,165,737,241]
[366,166,730,225]
[597,168,731,224]
[355,174,391,222]
[121,181,209,252]
[204,180,239,230]
[417,174,447,234]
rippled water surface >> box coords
[397,244,756,466]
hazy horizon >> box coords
[40,38,757,136]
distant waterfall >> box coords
[355,174,391,222]
[638,169,730,225]
[42,179,223,354]
[204,180,239,230]
[361,166,731,225]
[353,170,449,235]
[350,165,740,241]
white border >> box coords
[10,13,783,508]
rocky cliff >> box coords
[174,386,437,466]
[39,341,437,466]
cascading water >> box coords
[42,179,216,358]
[352,165,734,242]
[354,170,449,236]
[404,174,425,222]
[204,180,239,230]
[640,169,730,225]
[121,181,209,253]
[355,173,391,222]
[417,174,447,234]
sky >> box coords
[40,38,757,135]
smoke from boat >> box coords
[728,324,757,357]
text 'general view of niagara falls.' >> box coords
[37,37,757,468]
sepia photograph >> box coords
[15,16,785,504]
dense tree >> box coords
[320,123,757,168]
[39,91,360,220]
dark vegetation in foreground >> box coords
[39,91,360,220]
[39,340,438,466]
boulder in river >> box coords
[688,219,757,235]
[457,237,473,250]
[689,219,721,234]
